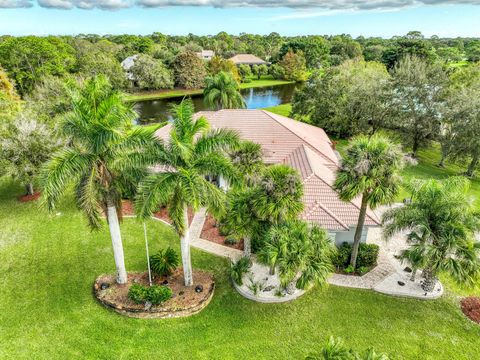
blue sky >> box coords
[0,1,479,37]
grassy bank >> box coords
[1,178,479,359]
[125,76,294,102]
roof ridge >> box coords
[304,172,380,226]
[303,200,350,231]
[261,110,338,165]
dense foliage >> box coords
[333,242,380,273]
[128,283,173,305]
[149,247,180,276]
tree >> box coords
[0,36,76,95]
[238,64,252,82]
[258,220,334,292]
[279,50,307,82]
[229,140,264,182]
[0,115,60,195]
[135,99,239,286]
[252,64,268,80]
[41,76,156,284]
[203,71,245,110]
[0,67,20,121]
[172,51,207,89]
[391,55,447,156]
[78,52,126,90]
[129,54,174,90]
[381,33,436,69]
[292,60,393,138]
[207,56,241,83]
[382,178,480,292]
[334,135,403,269]
[466,40,480,62]
[442,64,480,176]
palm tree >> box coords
[382,177,480,292]
[135,99,240,286]
[334,134,403,269]
[203,71,246,110]
[229,140,264,185]
[41,76,157,284]
[258,220,334,291]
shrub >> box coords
[344,265,355,274]
[128,284,173,305]
[332,242,379,270]
[357,266,369,276]
[149,247,180,276]
[230,256,251,285]
[224,237,238,245]
[357,243,379,269]
[242,78,252,83]
[128,284,147,304]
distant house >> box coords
[121,54,139,81]
[155,109,380,246]
[196,50,215,61]
[229,54,268,66]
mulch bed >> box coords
[18,192,41,202]
[200,213,243,250]
[461,296,480,324]
[94,269,214,319]
[121,200,194,226]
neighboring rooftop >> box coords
[229,54,267,65]
[155,109,380,231]
[196,50,215,60]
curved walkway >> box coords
[182,207,443,300]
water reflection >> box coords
[134,83,300,124]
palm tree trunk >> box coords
[25,182,34,196]
[412,137,419,157]
[466,152,479,177]
[350,193,368,269]
[180,206,193,286]
[106,204,127,284]
[410,267,417,282]
[421,267,437,292]
[243,236,251,257]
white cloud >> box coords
[1,0,479,10]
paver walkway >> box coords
[189,209,243,260]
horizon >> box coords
[0,2,479,37]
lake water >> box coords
[134,83,300,124]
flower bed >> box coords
[461,296,480,324]
[94,269,214,319]
[18,192,41,202]
[200,213,243,250]
[121,200,194,226]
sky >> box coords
[0,1,479,38]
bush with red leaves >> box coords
[461,297,480,324]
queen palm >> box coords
[135,99,239,286]
[41,76,157,284]
[203,71,246,110]
[334,134,403,269]
[382,177,480,292]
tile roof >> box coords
[154,109,380,230]
[229,54,267,65]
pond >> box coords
[134,82,300,124]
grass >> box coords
[125,76,294,102]
[1,178,480,359]
[262,103,292,117]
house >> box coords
[229,54,268,66]
[155,109,380,246]
[196,50,215,61]
[120,54,139,81]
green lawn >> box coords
[0,178,479,359]
[262,103,292,117]
[125,76,294,102]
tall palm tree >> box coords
[334,134,403,269]
[203,71,246,110]
[41,76,157,284]
[135,99,240,286]
[229,140,264,185]
[382,177,480,292]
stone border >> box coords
[233,280,306,303]
[93,273,215,319]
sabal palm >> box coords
[203,71,246,110]
[41,76,157,284]
[258,220,334,290]
[135,99,240,286]
[382,177,480,291]
[334,134,403,269]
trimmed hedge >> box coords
[333,242,379,270]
